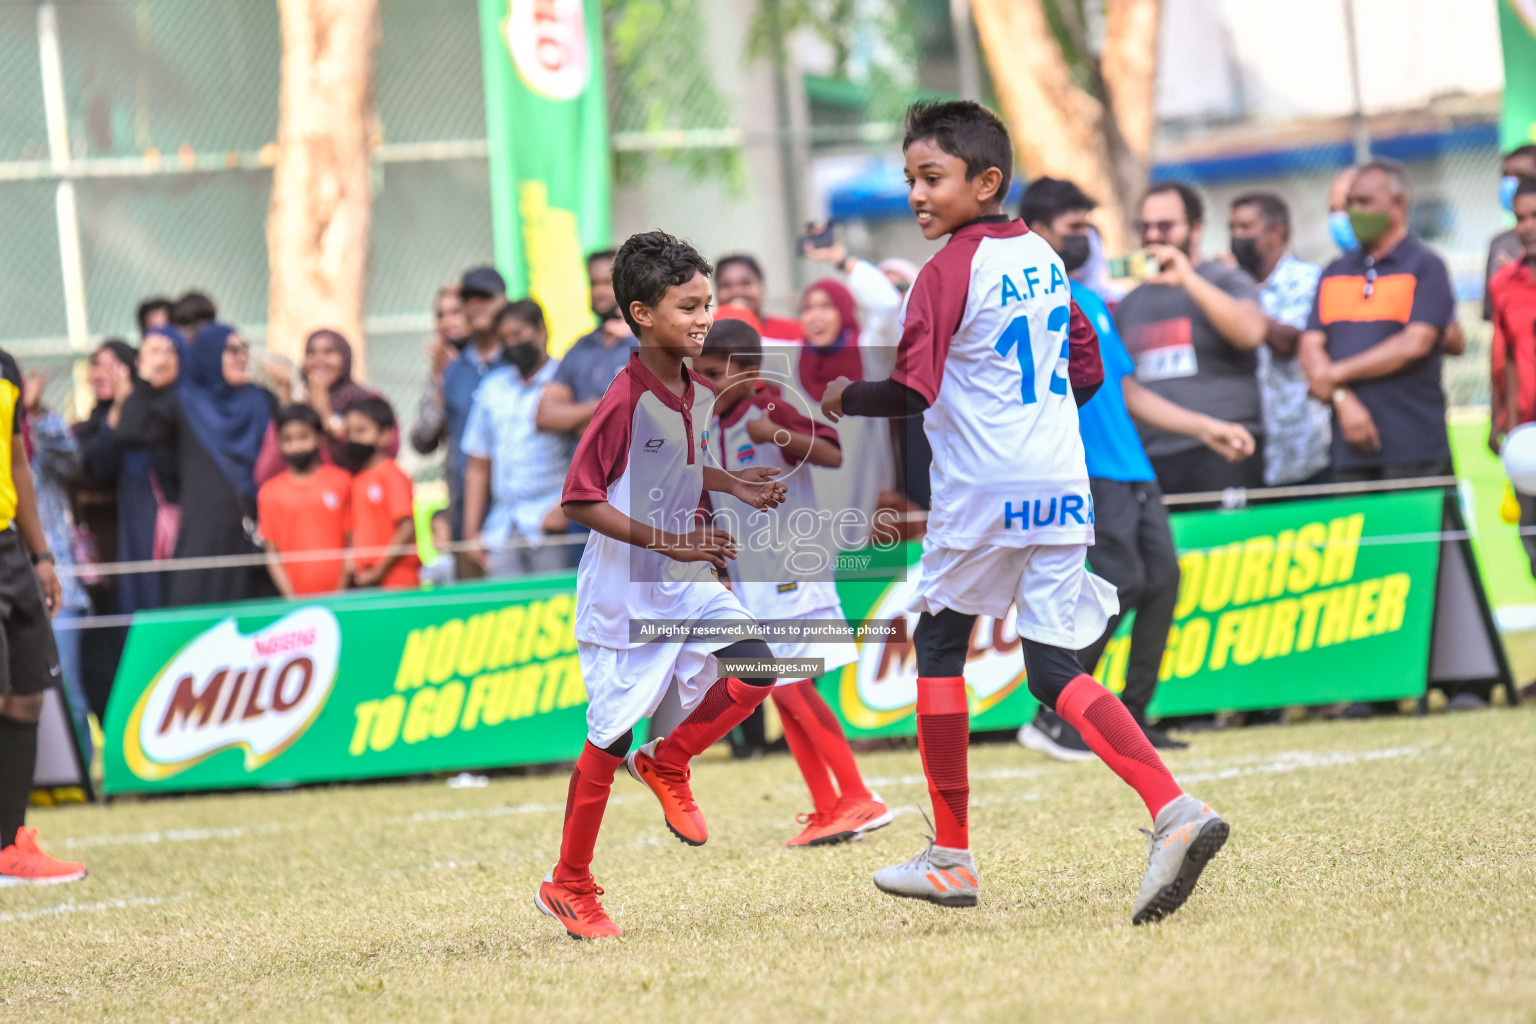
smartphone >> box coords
[1107,250,1161,280]
[799,221,837,251]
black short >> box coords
[0,529,60,698]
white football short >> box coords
[578,584,760,748]
[766,603,859,686]
[907,542,1120,650]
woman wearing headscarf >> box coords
[117,323,276,606]
[253,328,393,485]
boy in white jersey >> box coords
[694,318,893,847]
[822,101,1229,924]
[537,231,789,940]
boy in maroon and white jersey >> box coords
[822,101,1229,924]
[537,231,789,940]
[694,319,892,848]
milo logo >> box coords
[122,608,341,780]
[839,578,1027,730]
[502,0,591,101]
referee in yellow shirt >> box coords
[0,347,86,884]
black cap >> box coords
[459,265,506,298]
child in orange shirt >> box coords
[342,396,420,589]
[257,405,352,597]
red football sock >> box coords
[773,688,839,815]
[776,680,872,803]
[553,740,624,884]
[916,676,970,850]
[1056,675,1183,820]
[657,677,772,767]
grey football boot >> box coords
[873,840,980,908]
[1131,793,1229,925]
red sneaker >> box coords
[625,738,708,846]
[0,827,87,886]
[536,871,622,940]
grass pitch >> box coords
[4,709,1536,1024]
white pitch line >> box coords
[1176,745,1426,783]
[49,745,1433,850]
[0,894,183,923]
[62,823,297,850]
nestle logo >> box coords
[253,628,318,658]
[643,437,665,452]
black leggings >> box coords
[912,609,1084,711]
[592,638,778,758]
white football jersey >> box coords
[891,218,1103,549]
[704,382,844,620]
[563,356,735,649]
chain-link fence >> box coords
[0,0,1510,453]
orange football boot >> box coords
[536,872,622,940]
[0,827,87,886]
[625,738,708,846]
[784,811,840,847]
[829,794,895,837]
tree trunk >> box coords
[971,0,1161,254]
[267,0,379,376]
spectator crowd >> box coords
[9,146,1533,752]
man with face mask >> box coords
[1299,160,1457,482]
[1485,146,1536,324]
[535,249,635,440]
[1017,178,1255,758]
[1228,193,1329,486]
[462,300,575,579]
[1114,182,1269,494]
[411,266,507,546]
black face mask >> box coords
[506,341,541,378]
[1230,236,1265,278]
[337,440,376,473]
[282,448,319,473]
[1059,234,1091,273]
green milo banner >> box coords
[478,0,610,356]
[1501,1,1536,150]
[104,491,1447,796]
[828,489,1445,735]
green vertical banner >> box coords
[1500,1,1536,150]
[478,0,611,356]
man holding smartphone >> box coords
[1114,183,1269,494]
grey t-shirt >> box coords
[1113,260,1265,458]
[553,328,635,403]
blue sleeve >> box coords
[1073,286,1133,379]
[460,387,494,460]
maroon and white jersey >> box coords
[706,383,843,619]
[892,218,1103,549]
[563,355,728,648]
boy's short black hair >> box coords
[612,230,713,334]
[496,298,545,331]
[135,296,172,334]
[699,319,762,368]
[276,403,323,434]
[1516,175,1536,202]
[1231,192,1291,240]
[1144,181,1205,225]
[169,290,217,328]
[902,99,1014,200]
[344,395,396,431]
[714,253,763,282]
[1019,177,1097,228]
